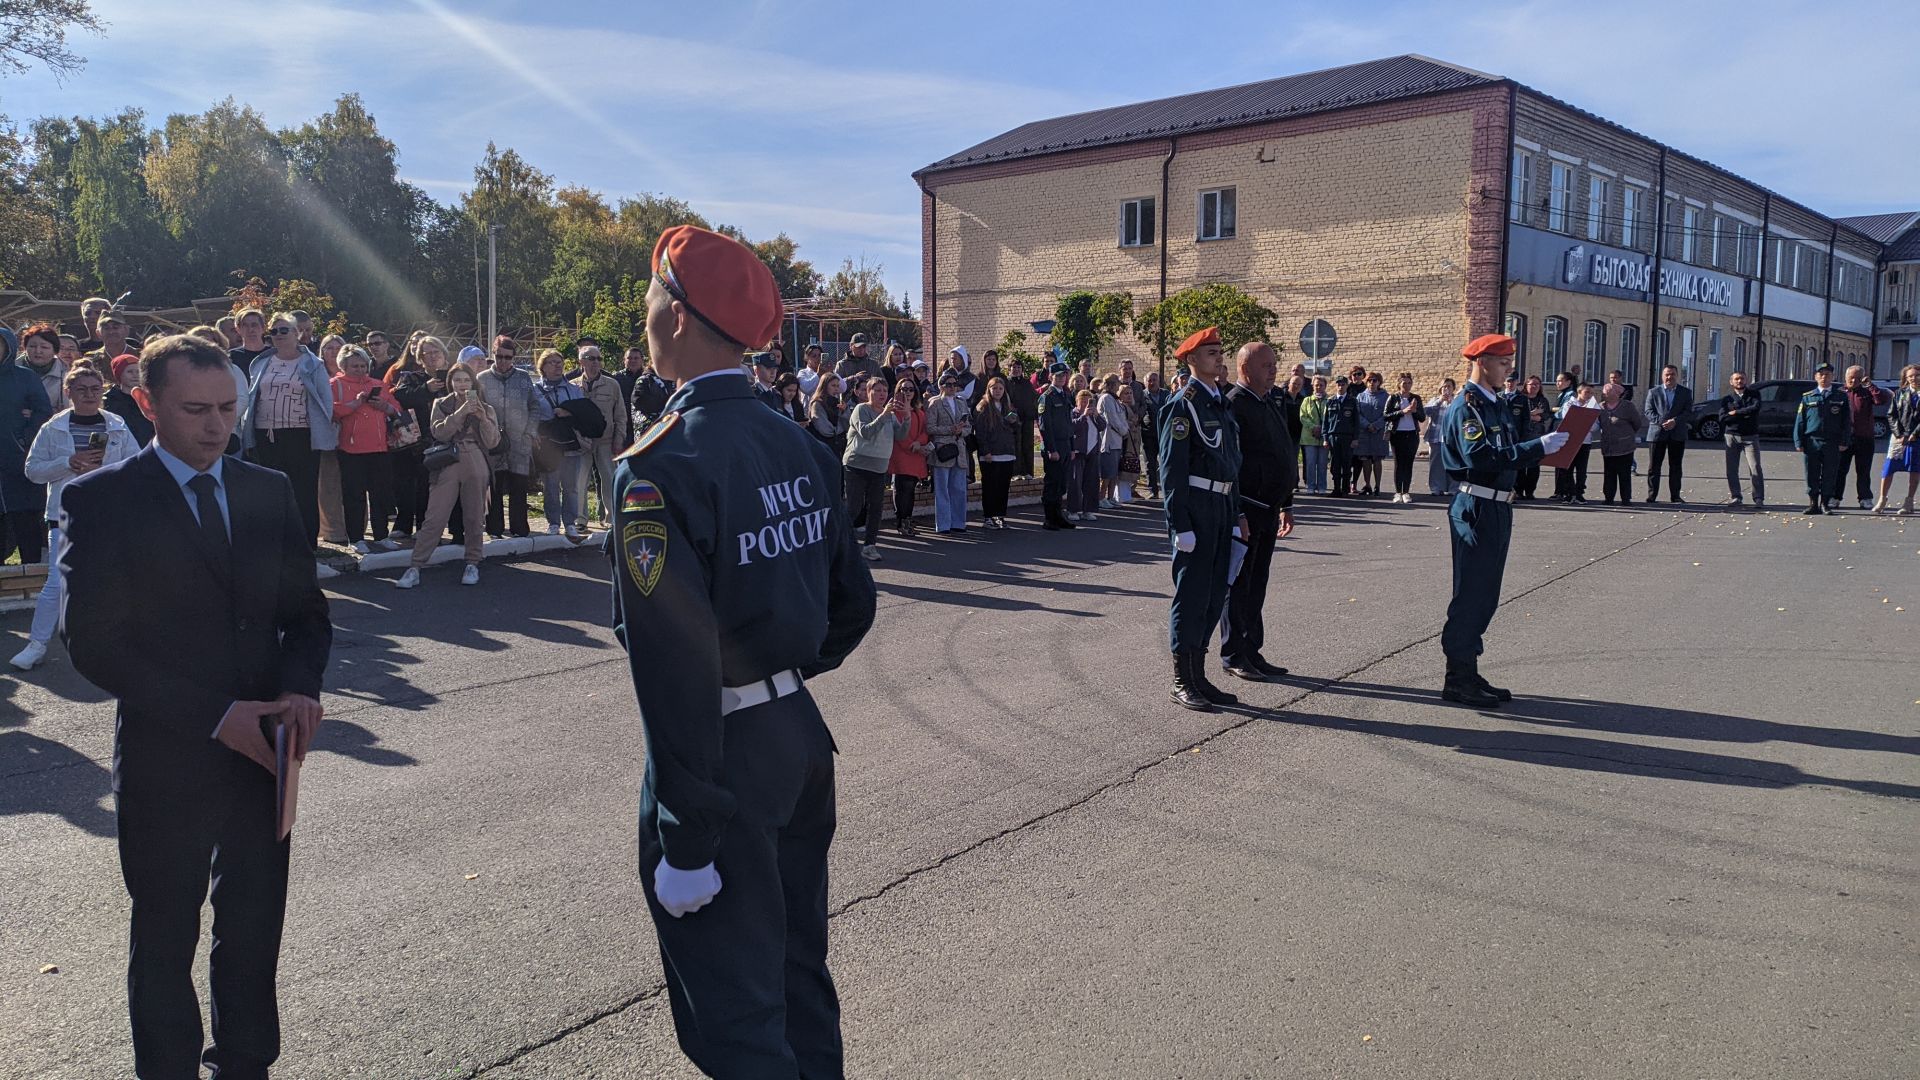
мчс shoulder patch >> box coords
[623,519,667,596]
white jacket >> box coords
[1096,392,1130,453]
[24,408,141,521]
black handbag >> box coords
[422,441,460,473]
[934,442,961,464]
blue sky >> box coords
[4,0,1915,303]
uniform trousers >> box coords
[641,695,842,1080]
[1802,444,1843,502]
[487,469,531,536]
[119,757,289,1080]
[1833,441,1874,502]
[410,449,491,567]
[1169,497,1234,652]
[1143,424,1163,495]
[1328,441,1354,495]
[1223,504,1279,664]
[1441,490,1511,663]
[1645,440,1685,499]
[1724,433,1765,503]
[1041,452,1069,520]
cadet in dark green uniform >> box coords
[612,225,877,1078]
[1439,334,1568,708]
[1161,326,1244,712]
[1792,363,1851,515]
[1037,361,1076,530]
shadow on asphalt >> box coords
[1259,685,1920,801]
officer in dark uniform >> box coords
[1439,333,1567,708]
[749,352,783,410]
[1323,377,1361,495]
[1037,361,1076,530]
[1161,327,1244,712]
[611,225,877,1078]
[1792,362,1850,515]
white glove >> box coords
[1173,531,1196,553]
[653,859,722,918]
[1539,430,1570,454]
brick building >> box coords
[915,55,1888,391]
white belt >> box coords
[1459,483,1515,503]
[1187,476,1234,495]
[721,669,804,716]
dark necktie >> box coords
[187,473,230,560]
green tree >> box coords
[1051,290,1132,365]
[68,108,173,300]
[145,99,293,300]
[280,94,426,329]
[820,256,917,347]
[224,276,346,335]
[0,115,62,292]
[553,275,649,356]
[994,327,1040,373]
[461,142,556,329]
[0,0,104,79]
[753,233,820,300]
[1133,282,1279,364]
[413,196,480,327]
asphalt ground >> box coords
[1,445,1914,1079]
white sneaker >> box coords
[1084,512,1098,521]
[10,640,48,671]
[352,540,374,555]
[460,564,480,586]
[376,538,403,552]
[564,526,585,542]
[1860,499,1873,510]
[394,568,420,589]
[315,563,341,580]
[860,544,882,561]
[546,522,561,535]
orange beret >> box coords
[1173,326,1222,360]
[1462,333,1517,359]
[651,225,783,350]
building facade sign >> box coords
[1508,224,1747,317]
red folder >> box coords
[1541,407,1598,469]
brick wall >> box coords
[0,563,49,612]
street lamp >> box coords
[486,224,503,352]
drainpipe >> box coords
[1495,84,1517,334]
[1754,194,1770,377]
[1646,147,1667,387]
[1157,136,1178,381]
[1820,220,1838,367]
[918,179,936,359]
[1867,251,1884,380]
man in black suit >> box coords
[60,333,332,1080]
[1221,341,1298,683]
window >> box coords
[1733,336,1746,372]
[1653,327,1671,369]
[1680,326,1698,387]
[1706,328,1722,394]
[1773,341,1785,379]
[1542,316,1567,375]
[1587,175,1610,241]
[1503,312,1528,376]
[1119,197,1156,247]
[1619,324,1641,375]
[1622,187,1643,249]
[1510,149,1533,224]
[1582,320,1607,384]
[1548,162,1572,232]
[1791,345,1803,377]
[1682,206,1701,263]
[1770,238,1788,284]
[1710,214,1724,268]
[1735,222,1757,276]
[1197,187,1236,241]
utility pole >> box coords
[486,224,502,352]
[472,231,483,343]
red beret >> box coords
[652,225,782,350]
[1463,333,1517,359]
[110,353,139,385]
[1173,326,1222,360]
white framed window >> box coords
[1509,149,1533,224]
[1622,187,1643,249]
[1503,312,1528,377]
[1654,327,1671,368]
[1681,205,1701,263]
[1119,197,1156,248]
[1619,324,1641,374]
[1680,326,1698,387]
[1197,187,1236,241]
[1706,328,1722,394]
[1548,162,1572,232]
[1709,214,1724,267]
[1587,175,1610,241]
[1543,316,1567,374]
[1735,222,1756,276]
[1733,336,1746,372]
[1582,320,1607,384]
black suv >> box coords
[1688,380,1892,441]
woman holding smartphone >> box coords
[13,364,140,670]
[396,364,500,589]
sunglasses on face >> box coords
[270,327,294,336]
[69,385,105,396]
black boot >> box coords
[1188,651,1239,705]
[1441,659,1499,707]
[1469,659,1513,702]
[1221,651,1268,682]
[1170,651,1215,712]
[1802,500,1822,515]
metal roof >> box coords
[1836,212,1920,246]
[1887,228,1920,263]
[915,55,1499,177]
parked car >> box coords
[1688,379,1890,440]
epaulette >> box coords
[616,411,680,461]
[1181,382,1203,401]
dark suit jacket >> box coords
[1643,384,1694,442]
[1226,382,1299,512]
[59,446,331,790]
